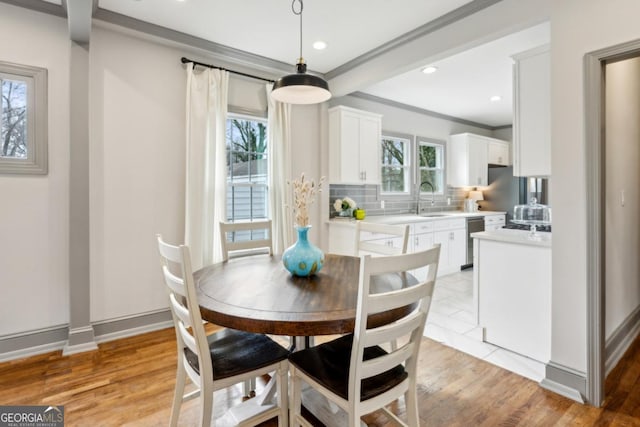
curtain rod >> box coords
[180,57,275,84]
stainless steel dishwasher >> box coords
[462,216,484,269]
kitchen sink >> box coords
[420,213,451,217]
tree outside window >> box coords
[225,115,269,241]
[1,79,27,159]
[380,135,411,194]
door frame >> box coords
[584,38,640,406]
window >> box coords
[225,114,268,240]
[380,133,411,194]
[417,137,445,195]
[0,62,47,174]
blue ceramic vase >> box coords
[282,226,324,277]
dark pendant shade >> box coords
[272,61,331,104]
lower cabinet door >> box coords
[412,233,434,282]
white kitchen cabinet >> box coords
[410,221,435,282]
[448,133,488,187]
[432,219,466,276]
[484,214,506,231]
[328,106,382,184]
[448,133,510,187]
[512,44,550,177]
[328,221,357,255]
[474,232,551,362]
[487,140,510,166]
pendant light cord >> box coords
[292,0,303,61]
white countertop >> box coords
[328,210,506,226]
[471,228,552,248]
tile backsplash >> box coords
[329,184,470,218]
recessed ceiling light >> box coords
[421,66,438,74]
[490,95,502,102]
[313,41,327,50]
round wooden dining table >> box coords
[194,253,418,337]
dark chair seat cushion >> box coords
[184,328,289,380]
[288,334,407,401]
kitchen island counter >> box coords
[471,228,551,248]
[472,228,551,364]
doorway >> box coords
[585,41,640,406]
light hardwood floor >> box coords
[1,326,639,426]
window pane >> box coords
[1,79,28,159]
[418,144,441,168]
[420,170,443,193]
[381,167,406,193]
[381,139,406,166]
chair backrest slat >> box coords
[354,222,410,257]
[367,281,434,314]
[220,220,273,261]
[169,293,192,328]
[361,343,414,379]
[363,311,424,348]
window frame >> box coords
[0,61,47,175]
[225,111,269,224]
[379,131,413,197]
[415,136,447,198]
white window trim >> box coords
[0,61,47,175]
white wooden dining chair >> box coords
[288,245,441,427]
[156,235,289,427]
[354,222,410,256]
[219,219,274,396]
[220,220,273,261]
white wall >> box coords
[89,27,186,322]
[551,0,640,372]
[0,4,70,336]
[605,57,640,339]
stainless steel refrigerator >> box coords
[479,166,534,222]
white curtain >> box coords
[185,65,229,270]
[266,83,293,254]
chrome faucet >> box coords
[416,181,435,214]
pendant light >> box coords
[271,0,331,104]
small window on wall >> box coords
[417,137,445,195]
[380,133,411,194]
[225,114,269,241]
[0,62,47,174]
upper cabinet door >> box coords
[488,140,510,166]
[329,106,382,184]
[512,45,551,177]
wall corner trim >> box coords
[605,305,640,375]
[63,325,97,356]
[541,362,587,403]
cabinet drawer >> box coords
[433,218,466,230]
[411,221,434,234]
[484,215,506,226]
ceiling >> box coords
[40,0,549,128]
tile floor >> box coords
[424,269,546,383]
